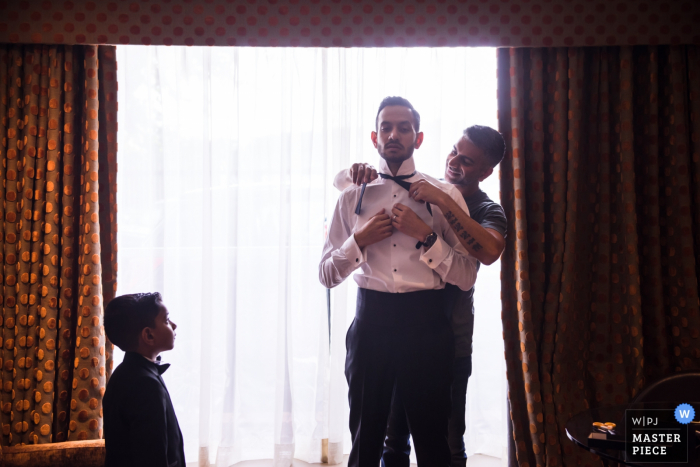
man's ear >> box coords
[414,132,424,149]
[479,166,494,182]
[371,131,378,148]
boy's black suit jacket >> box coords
[104,351,185,467]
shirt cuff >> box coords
[342,233,366,267]
[419,235,451,269]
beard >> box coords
[380,144,415,165]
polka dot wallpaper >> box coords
[0,0,698,48]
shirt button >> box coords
[394,269,397,272]
[393,244,396,247]
[393,194,396,197]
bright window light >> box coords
[115,45,505,465]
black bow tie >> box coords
[156,362,171,375]
[354,172,432,216]
[154,355,170,374]
[378,172,415,190]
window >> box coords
[115,46,505,465]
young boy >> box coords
[103,292,185,467]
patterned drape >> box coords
[0,44,117,446]
[497,46,700,467]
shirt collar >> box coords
[124,351,171,376]
[378,156,416,178]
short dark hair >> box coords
[376,96,421,132]
[464,125,506,168]
[104,292,163,351]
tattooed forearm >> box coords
[445,211,484,252]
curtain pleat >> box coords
[0,44,117,446]
[51,44,80,444]
[97,47,119,383]
[498,45,700,467]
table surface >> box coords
[565,402,700,467]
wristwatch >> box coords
[423,231,438,249]
[415,231,438,250]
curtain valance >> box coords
[0,0,698,48]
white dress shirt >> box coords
[319,157,478,293]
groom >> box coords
[319,97,479,466]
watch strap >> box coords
[415,231,437,249]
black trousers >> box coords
[345,288,454,467]
[381,356,473,467]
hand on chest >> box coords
[354,182,434,248]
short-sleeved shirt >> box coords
[446,188,507,358]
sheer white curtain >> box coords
[115,45,505,466]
